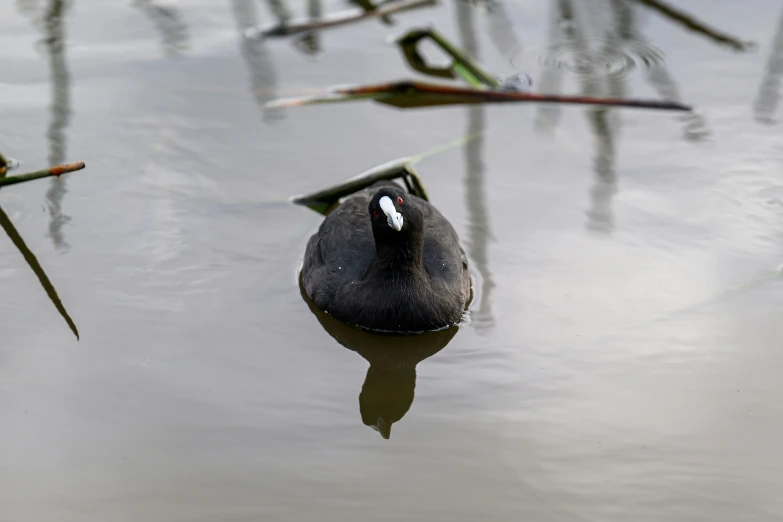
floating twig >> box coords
[0,205,79,339]
[268,79,693,111]
[245,0,438,39]
[0,161,85,188]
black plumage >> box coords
[301,182,471,332]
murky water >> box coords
[2,0,783,520]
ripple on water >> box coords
[536,38,667,80]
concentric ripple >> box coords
[537,38,666,79]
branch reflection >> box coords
[531,0,714,234]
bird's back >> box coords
[301,181,470,328]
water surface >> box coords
[1,0,783,520]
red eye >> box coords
[373,210,380,218]
[397,196,404,204]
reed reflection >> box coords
[41,0,72,251]
[620,1,709,142]
[457,0,495,329]
[588,0,625,234]
[16,0,77,250]
[753,6,783,124]
[231,0,285,121]
[482,0,523,63]
[266,0,293,26]
[542,0,621,233]
[300,279,457,439]
[531,0,723,234]
[292,0,324,56]
[132,0,190,58]
[533,0,566,132]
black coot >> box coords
[301,181,471,332]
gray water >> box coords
[2,0,783,520]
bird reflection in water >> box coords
[299,278,458,439]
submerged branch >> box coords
[0,205,79,339]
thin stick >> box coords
[268,79,693,111]
[0,205,79,339]
[0,161,85,188]
[339,80,693,111]
[631,0,754,51]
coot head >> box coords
[368,186,423,246]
